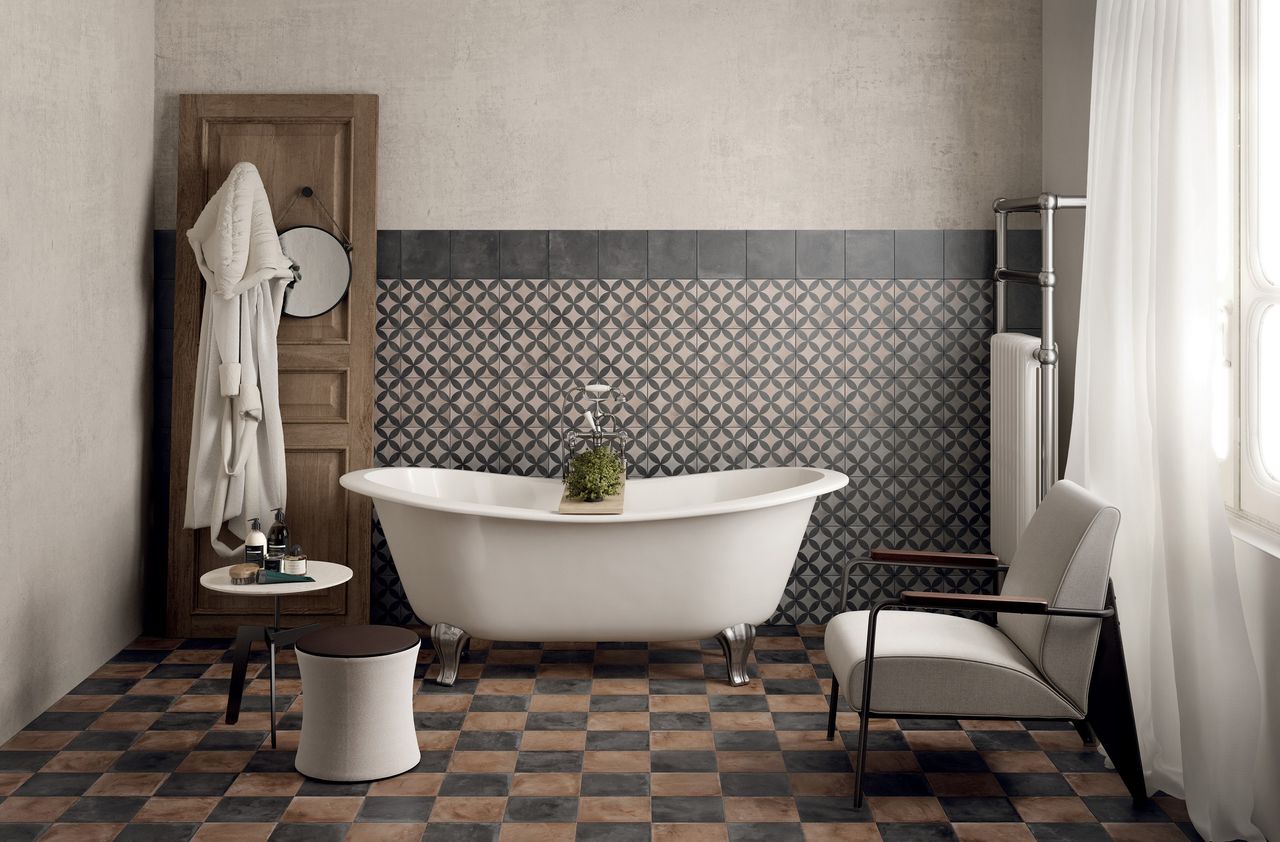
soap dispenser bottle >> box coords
[267,509,290,570]
[245,518,267,568]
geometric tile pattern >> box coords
[372,231,1002,627]
[0,629,1199,842]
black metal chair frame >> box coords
[825,549,1147,808]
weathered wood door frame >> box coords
[166,94,377,636]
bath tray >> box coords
[558,486,625,515]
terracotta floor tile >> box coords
[960,719,1026,731]
[429,796,508,822]
[954,823,1036,841]
[926,772,1005,797]
[756,664,816,679]
[132,730,204,751]
[652,731,714,750]
[903,730,975,751]
[1011,796,1097,823]
[1065,772,1133,796]
[176,750,252,773]
[2,731,75,751]
[345,823,428,841]
[705,679,764,695]
[134,796,220,823]
[418,730,459,751]
[90,712,159,731]
[709,712,774,731]
[578,796,651,822]
[163,650,222,664]
[476,679,535,695]
[520,731,586,752]
[0,796,77,822]
[766,695,829,712]
[723,796,800,822]
[715,752,785,772]
[864,751,920,772]
[537,665,593,679]
[191,822,274,841]
[497,824,577,842]
[653,823,730,841]
[463,712,528,731]
[755,636,806,650]
[587,712,649,731]
[86,772,167,796]
[650,696,708,713]
[776,732,841,751]
[1031,730,1088,751]
[789,773,856,797]
[225,772,304,797]
[582,751,649,772]
[510,773,581,796]
[282,795,363,822]
[650,773,721,796]
[801,823,883,841]
[92,664,154,679]
[370,773,445,796]
[868,796,947,822]
[38,823,124,841]
[981,751,1057,773]
[530,694,590,712]
[591,679,650,695]
[448,750,518,773]
[129,679,195,695]
[42,751,121,772]
[0,772,30,796]
[414,694,470,712]
[1154,795,1191,822]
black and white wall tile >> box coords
[153,227,1043,628]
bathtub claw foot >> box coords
[716,623,757,687]
[430,623,470,686]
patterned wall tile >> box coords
[365,231,994,625]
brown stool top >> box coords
[296,624,420,659]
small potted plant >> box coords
[564,445,625,503]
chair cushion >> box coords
[297,624,421,659]
[824,610,1083,720]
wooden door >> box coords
[166,94,377,635]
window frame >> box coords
[1232,0,1280,534]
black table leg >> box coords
[226,624,264,726]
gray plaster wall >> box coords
[0,0,155,741]
[154,0,1041,231]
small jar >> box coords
[282,546,308,576]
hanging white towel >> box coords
[184,162,295,557]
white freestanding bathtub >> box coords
[339,466,849,685]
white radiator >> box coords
[990,333,1043,561]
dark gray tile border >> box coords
[649,231,696,278]
[697,230,746,279]
[1006,228,1043,271]
[944,229,995,279]
[746,230,795,279]
[402,230,450,278]
[796,230,843,279]
[894,230,943,279]
[549,230,598,279]
[451,230,499,278]
[375,229,401,279]
[846,230,895,279]
[500,230,548,279]
[600,230,647,278]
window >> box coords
[1234,0,1280,529]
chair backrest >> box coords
[999,480,1120,711]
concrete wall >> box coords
[0,0,155,741]
[154,0,1042,231]
[1042,0,1094,470]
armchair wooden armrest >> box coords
[869,548,1002,569]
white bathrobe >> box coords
[184,162,295,556]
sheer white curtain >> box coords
[1067,1,1265,839]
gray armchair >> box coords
[824,479,1146,806]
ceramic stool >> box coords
[294,624,421,781]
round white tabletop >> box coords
[199,560,353,596]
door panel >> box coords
[167,94,376,635]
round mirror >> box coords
[278,225,351,318]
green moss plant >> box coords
[565,445,625,502]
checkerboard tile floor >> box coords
[0,625,1197,842]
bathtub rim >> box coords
[340,466,849,524]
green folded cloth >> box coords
[257,571,315,584]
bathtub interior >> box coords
[357,465,834,515]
